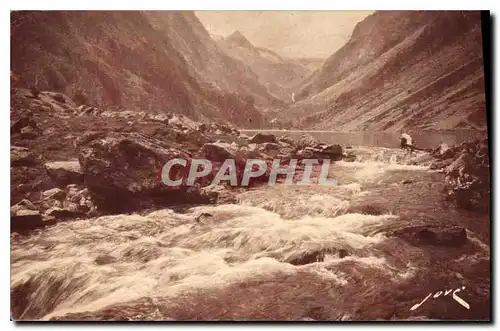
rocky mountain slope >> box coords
[10,87,346,232]
[217,31,315,102]
[144,12,283,108]
[11,11,282,128]
[284,11,486,131]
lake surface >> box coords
[240,129,487,150]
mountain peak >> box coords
[228,30,246,39]
[225,30,254,49]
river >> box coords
[11,145,490,321]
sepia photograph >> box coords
[9,9,491,322]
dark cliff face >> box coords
[11,11,272,127]
[288,11,486,131]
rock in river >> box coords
[76,132,209,213]
[391,225,468,247]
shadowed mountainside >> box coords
[144,13,284,108]
[284,11,486,131]
[11,11,285,128]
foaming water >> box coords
[12,203,397,320]
[11,145,488,320]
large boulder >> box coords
[286,250,326,265]
[134,121,211,153]
[249,132,277,144]
[284,248,349,265]
[76,132,209,213]
[295,144,343,161]
[319,144,343,160]
[45,160,84,186]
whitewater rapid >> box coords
[13,146,487,320]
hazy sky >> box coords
[195,11,373,59]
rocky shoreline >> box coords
[11,88,346,233]
[10,88,491,321]
[11,88,490,234]
[429,139,490,214]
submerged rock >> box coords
[391,225,467,247]
[285,248,348,265]
[343,152,357,162]
[94,255,118,265]
[347,203,387,216]
[286,250,327,265]
[195,212,214,224]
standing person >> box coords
[400,132,413,150]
